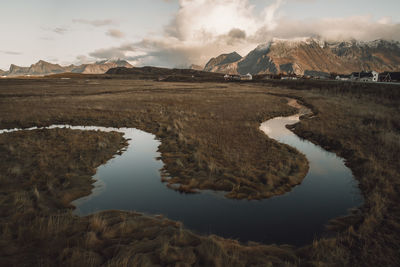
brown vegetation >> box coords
[0,127,300,266]
[0,77,398,266]
[0,78,308,200]
[263,80,400,266]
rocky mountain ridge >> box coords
[204,52,242,72]
[1,59,132,77]
[204,38,400,75]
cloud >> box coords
[164,0,276,41]
[41,26,68,35]
[75,55,93,65]
[109,0,283,66]
[0,50,22,55]
[73,19,117,27]
[53,27,68,35]
[228,28,246,39]
[260,15,400,42]
[87,0,400,68]
[89,43,137,59]
[133,0,288,66]
[106,29,125,39]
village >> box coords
[223,71,400,83]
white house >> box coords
[335,74,351,81]
[371,71,379,82]
[351,71,379,82]
[240,73,253,81]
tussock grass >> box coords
[2,78,397,265]
[0,78,309,200]
[0,129,127,266]
[0,79,312,266]
[265,80,400,266]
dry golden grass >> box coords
[263,81,400,266]
[0,78,308,200]
[0,78,310,266]
[0,129,127,266]
[1,77,398,266]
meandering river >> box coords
[0,100,362,246]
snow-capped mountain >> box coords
[204,38,400,75]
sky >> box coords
[1,0,400,70]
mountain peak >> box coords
[203,52,242,72]
[255,43,272,51]
[270,37,326,49]
[36,60,48,64]
[205,38,400,76]
[94,59,132,68]
[32,60,60,67]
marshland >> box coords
[0,77,399,266]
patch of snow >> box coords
[255,42,271,51]
[271,37,325,48]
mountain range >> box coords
[2,38,400,77]
[204,38,400,76]
[0,59,132,77]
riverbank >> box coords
[0,128,301,266]
[263,83,400,266]
[0,78,309,200]
[0,78,398,265]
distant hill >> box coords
[71,59,132,74]
[189,64,204,71]
[204,38,400,75]
[2,59,133,77]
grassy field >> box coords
[0,128,299,266]
[0,77,398,266]
[0,78,309,199]
[261,80,400,266]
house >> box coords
[224,74,241,81]
[280,73,301,80]
[281,76,298,80]
[224,73,252,81]
[304,70,330,80]
[335,74,351,81]
[240,73,253,81]
[350,71,379,82]
[379,72,400,82]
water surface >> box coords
[0,107,363,246]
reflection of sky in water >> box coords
[0,119,363,246]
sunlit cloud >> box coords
[106,29,125,39]
[87,0,400,68]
